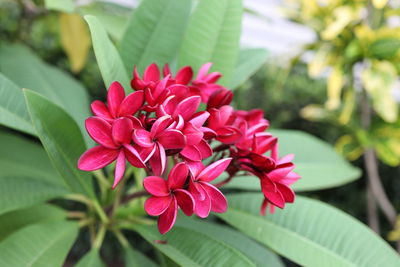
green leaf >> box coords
[178,0,243,85]
[125,246,159,267]
[0,44,91,144]
[230,48,268,89]
[0,131,66,187]
[369,38,400,60]
[120,0,192,73]
[24,90,94,197]
[128,224,256,267]
[218,193,400,267]
[175,217,284,267]
[76,249,106,267]
[216,130,361,192]
[0,204,66,241]
[0,176,68,216]
[85,15,131,93]
[0,221,79,267]
[44,0,75,13]
[79,2,131,41]
[0,74,34,135]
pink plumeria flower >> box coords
[78,117,145,188]
[143,163,195,234]
[163,64,193,85]
[91,81,144,123]
[208,105,242,144]
[131,63,161,91]
[191,63,223,103]
[132,115,186,176]
[188,158,232,218]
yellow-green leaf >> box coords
[321,6,359,40]
[335,135,363,161]
[325,65,344,110]
[59,13,91,73]
[361,61,398,122]
[372,0,389,9]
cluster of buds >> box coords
[78,63,299,234]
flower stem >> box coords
[112,229,129,248]
[92,200,109,224]
[93,224,107,249]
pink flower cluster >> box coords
[78,63,299,234]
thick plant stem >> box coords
[366,182,380,234]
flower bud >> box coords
[207,88,233,110]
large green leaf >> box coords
[128,224,256,267]
[0,44,91,144]
[120,0,192,73]
[0,204,66,241]
[175,217,284,267]
[76,249,106,267]
[178,0,243,85]
[0,221,79,267]
[79,2,131,41]
[24,90,94,197]
[0,74,34,135]
[85,15,131,93]
[218,193,400,267]
[125,246,159,267]
[0,131,66,188]
[216,129,361,192]
[230,48,268,89]
[44,0,75,13]
[0,176,68,216]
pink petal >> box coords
[174,96,201,120]
[149,143,166,176]
[195,140,213,159]
[187,161,204,177]
[112,150,126,189]
[261,178,285,209]
[123,144,146,168]
[197,158,232,182]
[216,127,242,144]
[143,63,160,82]
[278,154,295,165]
[153,76,169,99]
[168,84,189,100]
[107,81,125,118]
[118,91,144,116]
[145,196,172,216]
[189,111,209,128]
[85,117,117,149]
[192,184,211,218]
[196,63,212,80]
[132,129,153,148]
[143,176,169,196]
[78,146,118,171]
[90,100,112,120]
[268,162,295,182]
[174,189,195,216]
[112,118,133,145]
[158,197,177,234]
[200,182,227,213]
[163,64,171,77]
[276,183,295,203]
[175,66,193,84]
[180,145,202,161]
[168,162,189,189]
[183,123,203,145]
[151,115,172,138]
[157,129,186,149]
[128,116,143,129]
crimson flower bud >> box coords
[207,88,233,110]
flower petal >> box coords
[107,81,125,117]
[180,145,202,161]
[195,140,213,159]
[196,63,212,80]
[78,146,118,171]
[174,96,201,120]
[145,195,172,216]
[132,129,153,148]
[175,66,193,84]
[189,111,209,128]
[143,176,169,196]
[112,150,126,189]
[158,197,177,234]
[200,182,227,213]
[260,178,285,209]
[118,90,144,116]
[276,183,295,203]
[157,129,186,149]
[192,184,211,218]
[183,123,203,146]
[112,117,133,145]
[123,144,146,168]
[149,143,166,176]
[268,162,295,182]
[197,158,232,182]
[143,63,160,82]
[90,100,112,120]
[168,162,189,189]
[174,189,195,216]
[151,115,172,137]
[85,117,116,148]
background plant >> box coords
[0,0,399,266]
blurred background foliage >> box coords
[1,0,400,262]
